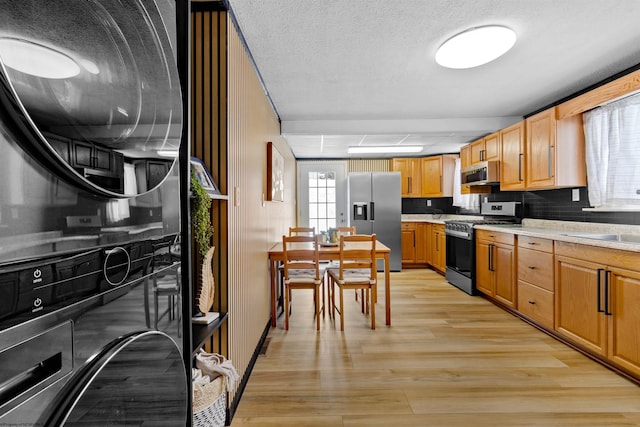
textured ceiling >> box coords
[227,0,640,158]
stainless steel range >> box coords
[444,202,520,295]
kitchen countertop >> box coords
[402,214,483,224]
[475,218,640,253]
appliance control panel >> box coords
[0,235,176,330]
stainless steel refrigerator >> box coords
[348,172,402,271]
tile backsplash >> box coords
[402,187,640,225]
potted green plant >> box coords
[191,171,217,322]
[191,170,213,258]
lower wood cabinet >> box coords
[429,223,446,273]
[401,222,429,266]
[475,230,516,308]
[517,281,554,328]
[555,242,640,377]
[517,236,554,328]
[415,223,429,264]
[401,222,417,264]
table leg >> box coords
[384,253,390,325]
[270,258,277,327]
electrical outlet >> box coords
[426,200,432,207]
[572,188,580,202]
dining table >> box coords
[267,240,392,327]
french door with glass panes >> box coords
[297,162,347,233]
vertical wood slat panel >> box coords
[226,13,296,406]
[348,159,391,173]
[192,5,296,413]
[191,7,227,356]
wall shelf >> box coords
[209,193,229,200]
[191,312,228,355]
[188,191,228,200]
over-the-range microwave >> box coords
[461,160,500,186]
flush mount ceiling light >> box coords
[0,37,81,79]
[348,146,424,154]
[435,25,517,69]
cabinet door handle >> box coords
[597,268,604,313]
[548,146,555,178]
[408,177,412,194]
[528,300,536,305]
[527,242,537,245]
[604,270,612,316]
[435,233,439,252]
[439,176,442,192]
[518,153,524,182]
[488,244,493,271]
[528,266,536,270]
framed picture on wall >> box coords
[190,157,220,197]
[267,141,284,202]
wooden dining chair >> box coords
[289,226,315,236]
[278,227,317,312]
[325,226,357,310]
[282,234,324,330]
[337,226,356,235]
[327,234,377,331]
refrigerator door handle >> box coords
[370,202,375,221]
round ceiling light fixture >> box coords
[435,25,517,69]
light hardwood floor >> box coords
[231,269,640,427]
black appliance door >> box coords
[445,233,473,278]
[0,0,182,197]
[39,330,187,426]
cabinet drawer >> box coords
[518,235,553,253]
[517,247,554,291]
[517,281,554,329]
[475,229,514,245]
[402,222,416,230]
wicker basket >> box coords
[193,375,226,427]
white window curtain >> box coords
[583,93,640,208]
[452,158,479,211]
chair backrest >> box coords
[289,226,315,236]
[282,234,321,282]
[337,226,356,236]
[336,234,377,283]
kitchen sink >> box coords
[618,233,640,244]
[563,232,640,244]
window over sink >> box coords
[583,92,640,211]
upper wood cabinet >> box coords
[421,154,457,197]
[391,158,422,198]
[525,107,586,190]
[469,132,500,165]
[460,145,471,169]
[500,121,526,191]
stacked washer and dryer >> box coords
[0,0,189,425]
